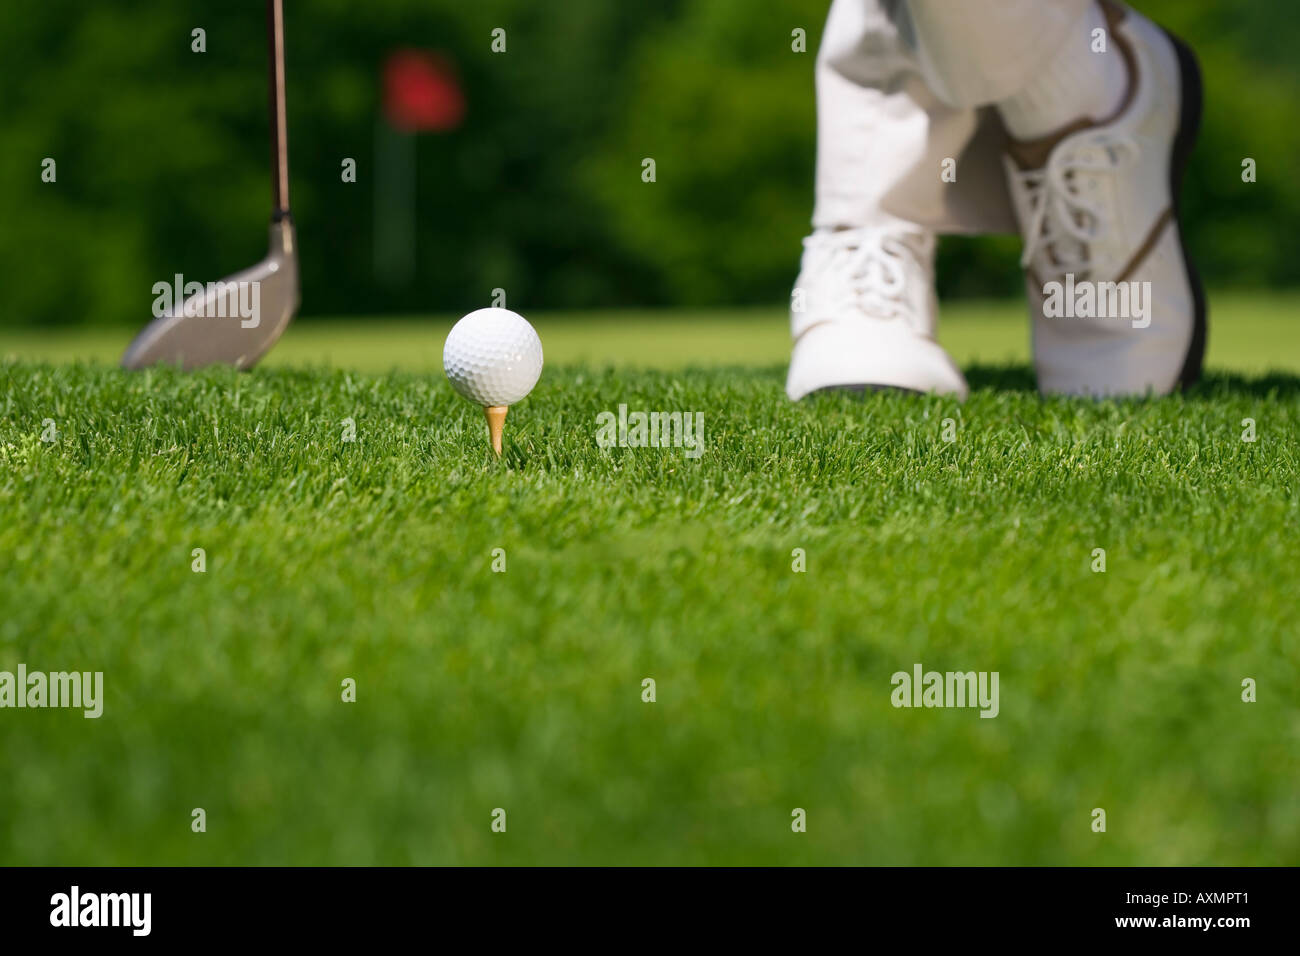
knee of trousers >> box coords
[905,0,1098,107]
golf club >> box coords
[121,0,299,370]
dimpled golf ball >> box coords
[443,308,544,407]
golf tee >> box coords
[484,405,508,456]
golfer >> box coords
[787,0,1205,400]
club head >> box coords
[121,216,300,371]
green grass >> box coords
[1,300,1298,864]
[4,291,1300,374]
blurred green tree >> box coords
[0,0,1295,327]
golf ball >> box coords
[443,308,544,407]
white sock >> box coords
[997,2,1128,140]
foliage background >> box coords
[0,0,1295,327]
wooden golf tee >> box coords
[484,405,508,456]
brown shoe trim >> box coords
[1099,0,1129,28]
[1005,0,1139,171]
[1116,207,1173,283]
[1006,117,1094,171]
[1028,207,1172,297]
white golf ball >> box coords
[442,308,544,407]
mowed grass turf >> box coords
[6,291,1300,374]
[1,302,1298,865]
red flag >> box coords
[383,50,465,132]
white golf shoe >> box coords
[785,221,969,400]
[1004,0,1206,397]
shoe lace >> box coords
[800,226,929,320]
[1014,131,1139,282]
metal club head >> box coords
[123,0,296,373]
[120,217,299,371]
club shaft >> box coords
[268,0,290,215]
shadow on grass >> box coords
[1186,370,1300,400]
[965,364,1037,393]
[964,363,1300,400]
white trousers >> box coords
[814,0,1095,235]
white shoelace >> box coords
[1013,132,1139,282]
[800,226,930,321]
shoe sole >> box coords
[1163,26,1208,391]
